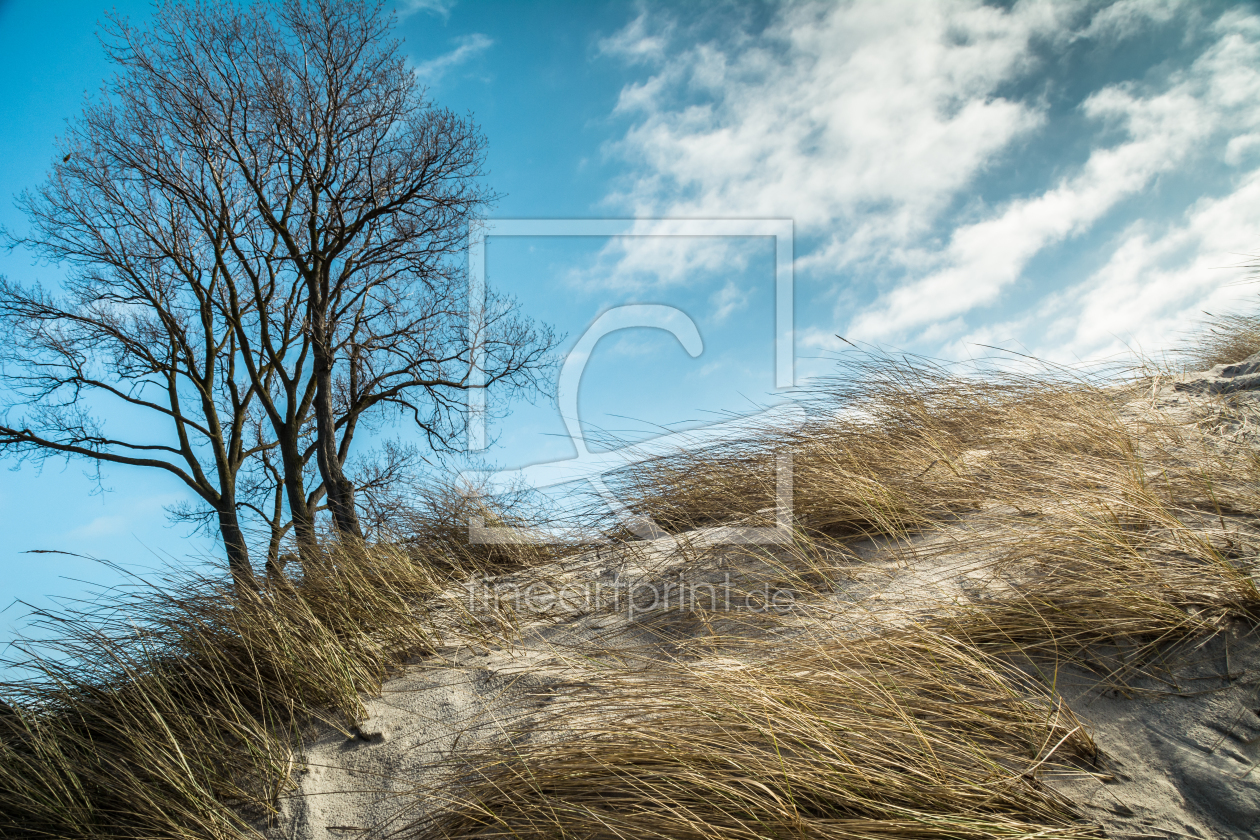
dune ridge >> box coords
[5,329,1260,840]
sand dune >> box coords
[267,359,1260,840]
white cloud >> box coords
[396,0,457,22]
[848,77,1223,341]
[1075,0,1191,42]
[978,167,1260,365]
[1225,133,1260,165]
[593,0,1076,288]
[413,33,493,85]
[571,233,763,292]
[593,1,1260,371]
[599,9,671,65]
[710,279,749,323]
[847,8,1260,346]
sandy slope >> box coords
[266,365,1260,840]
[1049,629,1260,839]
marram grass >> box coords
[4,313,1260,839]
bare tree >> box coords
[0,270,271,590]
[1,0,556,586]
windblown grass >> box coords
[1183,306,1260,369]
[597,353,1131,542]
[417,341,1260,839]
[376,471,566,576]
[7,315,1260,839]
[598,348,1260,657]
[425,633,1100,840]
[0,500,544,839]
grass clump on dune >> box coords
[0,547,434,838]
[601,344,1260,662]
[1182,306,1260,369]
[426,633,1100,840]
[419,322,1260,839]
[5,311,1260,839]
[598,353,1129,542]
[0,487,546,840]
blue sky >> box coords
[2,0,1260,645]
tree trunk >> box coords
[313,346,364,540]
[279,433,321,566]
[217,505,257,594]
[263,482,289,585]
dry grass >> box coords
[424,633,1100,840]
[0,502,542,839]
[1182,306,1260,369]
[6,315,1260,839]
[598,353,1133,543]
[377,472,568,576]
[416,343,1260,839]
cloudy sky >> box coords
[1,0,1259,640]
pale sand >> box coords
[266,367,1260,840]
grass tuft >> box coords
[426,633,1101,840]
[6,312,1260,839]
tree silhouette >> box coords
[0,0,556,590]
